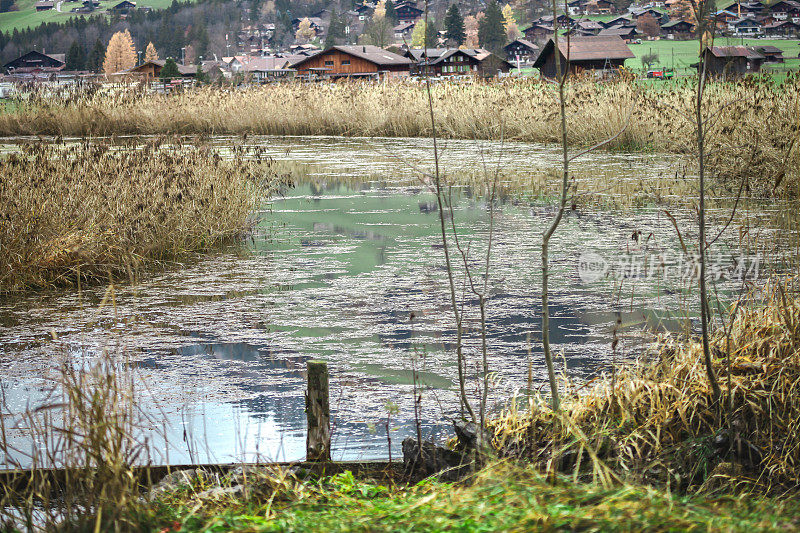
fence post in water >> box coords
[306,360,331,462]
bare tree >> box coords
[692,0,723,402]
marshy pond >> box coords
[1,136,797,467]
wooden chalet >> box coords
[598,26,639,41]
[128,60,197,78]
[727,17,764,36]
[768,0,800,22]
[532,35,634,78]
[719,0,764,16]
[394,2,423,22]
[35,1,54,10]
[571,19,604,35]
[290,45,412,79]
[699,46,764,78]
[753,45,784,62]
[3,51,65,73]
[523,23,555,40]
[764,19,800,35]
[110,0,136,12]
[504,39,540,62]
[661,19,694,38]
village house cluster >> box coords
[2,0,799,87]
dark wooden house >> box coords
[291,45,412,79]
[128,60,197,78]
[699,46,764,78]
[3,51,65,73]
[532,35,634,78]
[764,20,800,35]
[597,26,639,41]
[110,0,136,12]
[35,1,54,10]
[523,23,555,40]
[394,2,423,22]
[661,19,694,38]
[504,39,540,63]
[754,45,784,62]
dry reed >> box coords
[490,281,800,495]
[0,140,300,293]
[1,75,798,196]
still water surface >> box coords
[0,136,794,466]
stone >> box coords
[402,437,471,482]
[149,468,205,497]
[195,485,244,500]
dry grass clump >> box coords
[0,140,298,293]
[0,75,798,197]
[491,283,800,495]
[0,351,151,531]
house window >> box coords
[324,60,334,66]
[342,59,350,65]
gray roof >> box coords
[534,35,635,66]
[292,45,412,68]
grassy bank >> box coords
[132,465,800,532]
[0,140,299,293]
[1,77,798,196]
[491,282,800,495]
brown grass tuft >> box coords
[0,140,301,293]
[491,281,800,495]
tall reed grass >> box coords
[1,75,798,196]
[491,281,800,495]
[0,140,299,293]
[0,350,150,531]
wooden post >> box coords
[305,360,331,462]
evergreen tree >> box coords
[195,62,209,83]
[478,0,505,54]
[87,39,106,73]
[324,8,345,48]
[444,4,465,45]
[384,0,397,24]
[159,57,180,79]
[425,19,438,47]
[0,0,15,13]
[66,41,86,70]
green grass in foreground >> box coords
[141,467,800,532]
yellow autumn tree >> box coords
[502,4,520,40]
[295,18,316,43]
[103,29,137,75]
[144,42,158,62]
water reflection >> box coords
[0,136,796,468]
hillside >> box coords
[0,0,192,34]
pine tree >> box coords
[87,39,106,73]
[478,1,505,54]
[444,4,465,46]
[160,57,180,79]
[103,29,137,75]
[412,19,438,47]
[384,0,397,24]
[66,40,86,71]
[325,8,345,48]
[144,41,158,62]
